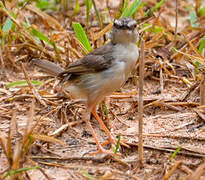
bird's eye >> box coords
[114,23,121,29]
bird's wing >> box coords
[58,42,115,78]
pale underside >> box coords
[63,42,139,107]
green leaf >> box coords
[2,17,13,32]
[3,166,39,179]
[123,0,128,12]
[36,0,51,10]
[104,103,108,116]
[142,23,151,32]
[72,0,80,16]
[195,61,200,68]
[170,146,182,162]
[198,6,205,17]
[142,24,163,33]
[0,1,5,8]
[114,134,121,155]
[6,80,43,88]
[24,135,34,153]
[145,0,166,17]
[153,25,163,33]
[189,10,199,28]
[121,0,142,18]
[30,27,55,46]
[30,27,62,62]
[199,36,205,54]
[72,22,91,52]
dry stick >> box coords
[162,161,182,180]
[188,162,205,180]
[141,133,205,141]
[160,64,164,94]
[195,0,201,16]
[174,0,178,46]
[93,22,112,41]
[182,32,204,58]
[0,7,56,61]
[27,157,52,180]
[180,165,193,176]
[138,39,145,165]
[21,63,47,107]
[200,74,205,105]
[0,46,5,69]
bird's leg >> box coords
[84,109,120,156]
[91,106,129,148]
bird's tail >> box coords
[32,59,64,76]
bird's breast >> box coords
[113,43,139,78]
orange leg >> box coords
[91,106,129,148]
[84,110,120,156]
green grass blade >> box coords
[170,146,182,162]
[153,25,163,33]
[30,27,55,46]
[3,166,39,179]
[6,80,42,88]
[198,6,205,17]
[2,17,13,32]
[72,0,80,16]
[189,10,199,28]
[23,135,34,153]
[86,0,92,28]
[199,36,205,54]
[104,103,108,116]
[72,22,92,52]
[145,0,166,17]
[91,0,103,28]
[36,0,52,10]
[121,0,142,18]
[30,27,62,62]
[114,134,121,155]
[123,0,128,12]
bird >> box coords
[32,17,139,155]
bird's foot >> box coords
[102,136,130,148]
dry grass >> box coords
[0,0,205,179]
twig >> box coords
[180,82,199,101]
[140,133,205,141]
[31,154,110,163]
[27,157,52,180]
[162,161,182,180]
[109,110,130,127]
[21,63,47,107]
[160,66,164,94]
[195,0,201,16]
[174,0,178,46]
[0,7,56,61]
[127,143,205,158]
[194,108,205,122]
[48,120,84,137]
[200,74,205,105]
[187,162,205,180]
[180,165,193,175]
[138,39,145,165]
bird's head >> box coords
[110,17,138,44]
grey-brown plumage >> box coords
[32,17,139,155]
